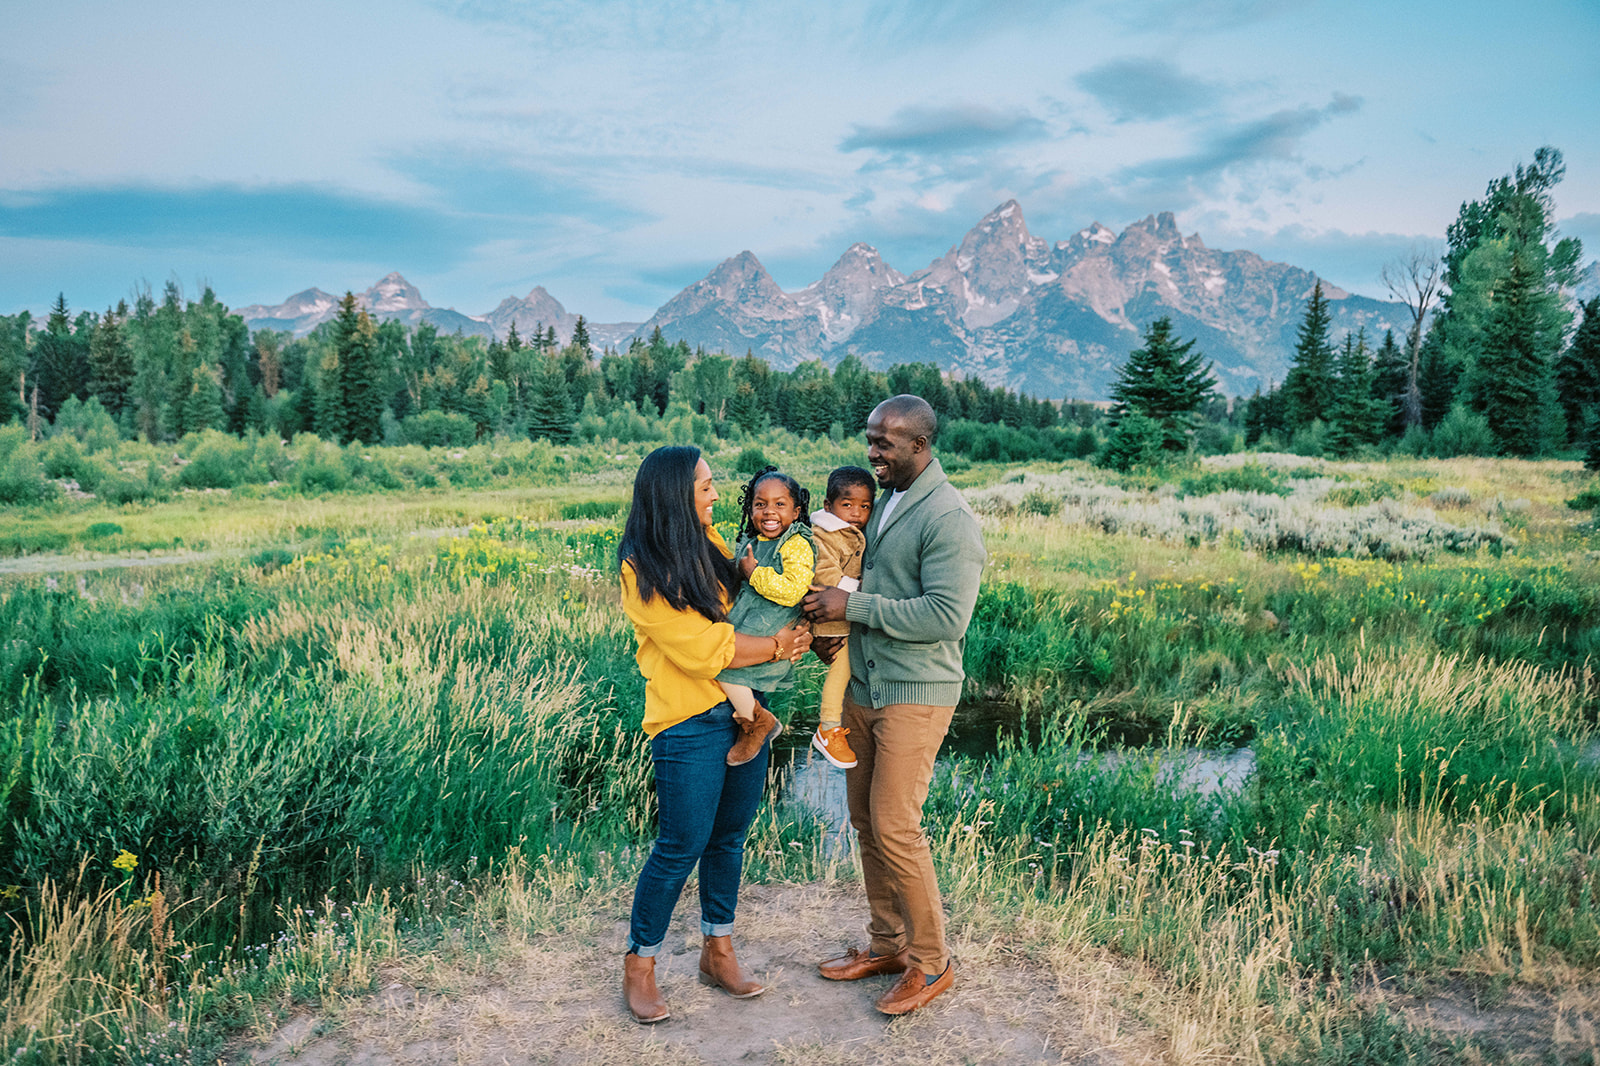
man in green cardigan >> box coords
[802,394,987,1015]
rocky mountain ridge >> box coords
[237,202,1564,398]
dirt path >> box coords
[243,881,1173,1066]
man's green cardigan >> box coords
[844,457,988,709]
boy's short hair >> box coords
[825,465,876,503]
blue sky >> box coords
[2,0,1597,322]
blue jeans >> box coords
[627,700,769,955]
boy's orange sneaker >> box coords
[811,726,857,769]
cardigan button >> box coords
[867,659,876,669]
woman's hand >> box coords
[774,621,813,663]
[730,621,813,668]
[739,543,758,580]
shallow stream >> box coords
[774,702,1256,851]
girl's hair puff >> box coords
[736,465,811,541]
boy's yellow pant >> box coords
[818,637,852,729]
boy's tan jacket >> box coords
[808,507,865,637]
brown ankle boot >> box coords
[697,935,765,998]
[623,952,670,1023]
[726,704,783,766]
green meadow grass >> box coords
[2,454,1598,1064]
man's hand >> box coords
[803,583,849,624]
[739,544,758,580]
[811,635,845,665]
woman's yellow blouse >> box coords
[620,528,738,737]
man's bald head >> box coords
[865,394,938,491]
[873,394,938,443]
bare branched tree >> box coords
[1381,244,1443,428]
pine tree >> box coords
[526,353,575,441]
[338,300,386,444]
[1370,329,1409,438]
[182,362,226,434]
[1281,281,1336,430]
[727,380,766,434]
[1468,246,1554,456]
[1555,298,1600,447]
[31,294,89,420]
[571,315,591,357]
[1433,147,1582,428]
[1107,317,1216,452]
[88,303,134,421]
[312,346,345,442]
[1416,331,1458,431]
[1325,331,1383,457]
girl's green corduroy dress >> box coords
[717,522,815,692]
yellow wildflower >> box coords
[112,849,139,872]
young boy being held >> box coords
[808,466,874,768]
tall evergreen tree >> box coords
[1432,147,1582,426]
[1370,329,1409,438]
[312,347,345,442]
[1325,331,1383,457]
[1281,281,1336,430]
[526,352,575,441]
[1555,298,1600,447]
[727,381,767,434]
[0,312,29,425]
[337,298,386,444]
[1416,330,1457,431]
[571,315,591,357]
[1107,316,1216,452]
[183,362,227,434]
[31,294,89,419]
[1468,247,1555,456]
[88,302,134,422]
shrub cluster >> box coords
[970,472,1506,559]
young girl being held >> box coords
[716,467,816,766]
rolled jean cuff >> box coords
[627,938,664,958]
[701,919,734,937]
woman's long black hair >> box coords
[736,466,812,542]
[618,445,739,622]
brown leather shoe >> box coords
[697,935,765,998]
[875,962,955,1015]
[817,947,910,981]
[726,704,782,766]
[623,952,669,1023]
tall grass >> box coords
[4,455,1599,1064]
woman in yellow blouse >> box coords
[618,445,813,1024]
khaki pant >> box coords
[840,692,955,975]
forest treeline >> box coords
[2,146,1598,504]
[1232,147,1599,467]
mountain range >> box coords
[236,202,1591,398]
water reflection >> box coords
[773,702,1255,853]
